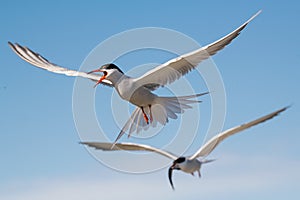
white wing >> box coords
[81,142,178,160]
[189,106,289,160]
[8,42,113,86]
[134,11,261,89]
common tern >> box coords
[82,106,288,190]
[8,11,261,142]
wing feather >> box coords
[134,11,261,89]
[81,142,178,160]
[189,106,289,159]
[8,42,113,86]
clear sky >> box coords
[1,1,299,200]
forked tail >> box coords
[153,92,209,125]
[113,92,209,145]
[201,159,216,164]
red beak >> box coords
[88,69,106,88]
[87,68,103,74]
[94,75,106,88]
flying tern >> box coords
[82,106,288,190]
[8,11,261,143]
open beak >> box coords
[88,69,107,88]
[87,69,103,74]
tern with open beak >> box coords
[82,106,288,190]
[8,11,261,143]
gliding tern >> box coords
[8,11,261,143]
[82,106,288,190]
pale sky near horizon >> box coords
[1,1,299,200]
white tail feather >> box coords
[113,92,208,144]
[154,93,207,123]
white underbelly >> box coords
[180,160,201,173]
[116,80,157,107]
[129,88,157,106]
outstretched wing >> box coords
[81,142,178,160]
[190,106,289,159]
[133,11,261,90]
[8,42,113,86]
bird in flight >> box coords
[8,11,261,143]
[82,106,288,190]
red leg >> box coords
[197,170,201,178]
[141,107,149,124]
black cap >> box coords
[100,63,124,74]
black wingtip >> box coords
[197,91,209,97]
[8,41,15,49]
[276,105,291,115]
[284,104,292,110]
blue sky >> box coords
[1,1,299,199]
